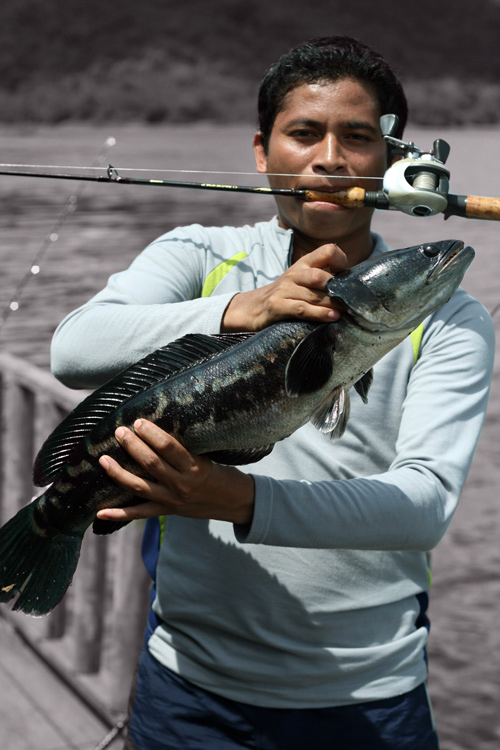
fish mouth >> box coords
[429,240,474,280]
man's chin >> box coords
[297,207,365,240]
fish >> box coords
[0,239,474,616]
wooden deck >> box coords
[0,351,151,746]
[0,616,126,750]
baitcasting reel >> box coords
[380,113,451,218]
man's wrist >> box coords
[221,290,262,332]
[210,464,255,525]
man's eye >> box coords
[347,133,371,142]
[290,130,317,138]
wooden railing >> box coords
[0,352,151,721]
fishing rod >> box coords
[0,164,378,200]
[1,115,499,221]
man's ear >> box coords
[254,132,268,173]
[390,152,403,166]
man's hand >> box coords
[221,242,347,332]
[97,419,255,526]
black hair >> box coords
[258,36,408,153]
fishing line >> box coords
[0,163,383,180]
[489,300,500,319]
[0,137,117,332]
[91,717,128,750]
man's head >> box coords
[258,36,408,154]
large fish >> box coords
[0,239,473,615]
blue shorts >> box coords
[126,645,439,750]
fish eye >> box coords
[422,244,440,258]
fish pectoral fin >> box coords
[311,386,351,440]
[353,369,373,404]
[92,518,131,535]
[285,325,335,397]
[204,445,275,466]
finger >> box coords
[294,265,336,293]
[114,426,170,481]
[133,420,193,472]
[265,285,341,323]
[302,243,348,274]
[114,423,184,481]
[276,266,342,319]
[99,453,161,496]
[96,499,168,522]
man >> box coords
[51,37,494,749]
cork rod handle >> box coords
[303,187,367,208]
[465,195,500,221]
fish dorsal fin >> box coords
[285,325,336,397]
[311,386,351,440]
[353,369,373,404]
[33,332,254,486]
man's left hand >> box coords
[97,419,255,526]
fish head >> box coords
[326,239,475,332]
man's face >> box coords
[254,78,388,256]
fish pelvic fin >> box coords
[285,324,335,397]
[353,368,373,404]
[311,386,351,440]
[0,500,82,616]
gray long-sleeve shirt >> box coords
[51,218,494,707]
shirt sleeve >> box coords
[236,296,495,551]
[50,225,236,389]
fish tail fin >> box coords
[0,501,82,616]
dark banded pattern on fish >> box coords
[0,239,474,615]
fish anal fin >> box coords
[311,386,351,440]
[204,445,275,466]
[92,518,131,535]
[285,325,335,397]
[353,369,373,404]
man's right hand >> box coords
[221,243,348,332]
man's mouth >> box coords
[296,182,355,193]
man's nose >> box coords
[312,134,347,173]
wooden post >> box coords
[72,532,109,673]
[1,375,35,520]
[107,521,151,714]
[0,351,87,522]
[0,370,3,519]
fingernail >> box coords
[100,456,110,470]
[134,419,143,430]
[116,427,125,439]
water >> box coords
[1,122,499,749]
